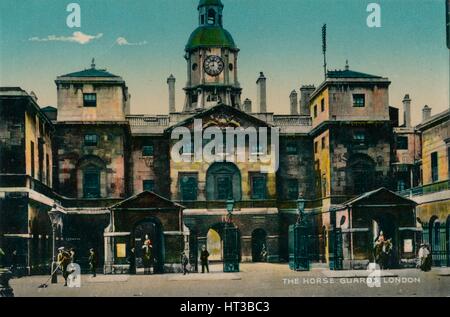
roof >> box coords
[186,26,236,51]
[327,69,382,79]
[416,109,449,131]
[342,187,417,207]
[60,68,119,78]
[198,0,223,8]
[165,103,272,134]
[110,191,185,210]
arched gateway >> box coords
[104,191,185,274]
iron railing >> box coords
[398,179,450,198]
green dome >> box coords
[186,26,236,51]
[198,0,223,8]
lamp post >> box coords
[289,193,309,271]
[226,199,234,224]
[48,204,61,284]
[297,194,306,224]
[223,199,239,272]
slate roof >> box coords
[60,68,120,78]
[327,69,382,79]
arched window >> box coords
[83,165,100,198]
[207,9,216,25]
[77,155,106,199]
[206,162,242,201]
[346,154,376,195]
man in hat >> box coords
[200,245,210,274]
[181,252,189,275]
[418,243,432,272]
[57,247,72,286]
[88,248,97,277]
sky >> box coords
[0,0,448,125]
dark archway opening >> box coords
[131,218,165,274]
[251,229,267,262]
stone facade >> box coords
[0,0,448,274]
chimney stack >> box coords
[422,105,432,122]
[289,90,298,115]
[29,91,38,102]
[167,74,176,113]
[299,85,315,116]
[256,72,267,113]
[402,94,411,127]
[243,98,252,113]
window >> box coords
[180,174,198,201]
[83,93,97,107]
[431,152,439,182]
[201,15,205,25]
[143,180,155,192]
[250,142,265,155]
[30,141,35,178]
[321,137,326,149]
[353,132,366,145]
[84,134,98,146]
[314,141,318,154]
[320,98,325,112]
[313,105,318,118]
[46,154,50,186]
[142,145,154,157]
[83,166,100,198]
[353,94,365,107]
[251,174,267,200]
[397,179,406,192]
[207,9,216,25]
[217,175,233,200]
[287,179,299,200]
[286,142,297,155]
[192,63,198,71]
[397,136,408,150]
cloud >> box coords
[115,37,147,46]
[29,32,103,45]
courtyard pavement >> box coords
[8,263,450,297]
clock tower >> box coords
[183,0,242,112]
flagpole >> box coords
[322,24,327,80]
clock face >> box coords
[204,55,224,76]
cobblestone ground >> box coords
[9,263,450,297]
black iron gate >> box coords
[421,222,448,267]
[288,223,309,271]
[329,227,343,270]
[223,224,239,272]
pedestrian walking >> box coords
[200,245,210,274]
[128,247,136,275]
[0,247,5,268]
[181,252,189,275]
[88,248,97,277]
[10,250,18,277]
[57,247,72,286]
[418,243,432,272]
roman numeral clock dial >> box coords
[204,55,224,76]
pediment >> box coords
[110,191,184,210]
[165,104,272,134]
[344,188,417,207]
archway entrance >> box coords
[207,225,223,262]
[132,218,164,274]
[251,229,267,262]
[371,213,398,268]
